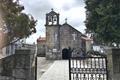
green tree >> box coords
[0,0,37,48]
[85,0,120,47]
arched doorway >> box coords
[62,48,69,59]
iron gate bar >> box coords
[69,57,108,80]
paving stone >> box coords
[39,60,69,80]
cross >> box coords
[51,8,54,11]
[65,18,67,23]
[72,33,76,40]
[54,33,57,42]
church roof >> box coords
[37,37,46,43]
[62,23,86,37]
[46,9,59,16]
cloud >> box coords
[20,0,53,19]
[75,0,86,6]
[19,0,86,43]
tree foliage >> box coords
[0,0,37,48]
[85,0,120,46]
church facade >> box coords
[37,9,91,59]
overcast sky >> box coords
[19,0,86,44]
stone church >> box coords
[37,9,92,59]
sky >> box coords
[19,0,86,44]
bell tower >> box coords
[45,8,59,26]
[45,9,61,59]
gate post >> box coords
[69,58,71,80]
[106,48,120,80]
[15,49,36,80]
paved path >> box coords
[39,60,69,80]
[37,57,54,79]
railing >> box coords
[69,57,108,80]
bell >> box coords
[54,18,57,21]
[49,18,52,22]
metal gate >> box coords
[69,57,108,80]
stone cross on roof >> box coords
[51,8,54,11]
[65,18,67,23]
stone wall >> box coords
[46,25,60,51]
[0,47,7,59]
[46,51,61,60]
[46,25,61,59]
[106,48,120,80]
[60,23,82,51]
[0,49,36,80]
[37,44,46,57]
[106,48,113,80]
[85,40,92,52]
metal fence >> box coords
[69,57,108,80]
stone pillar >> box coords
[0,48,36,80]
[106,48,120,80]
[14,49,36,80]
